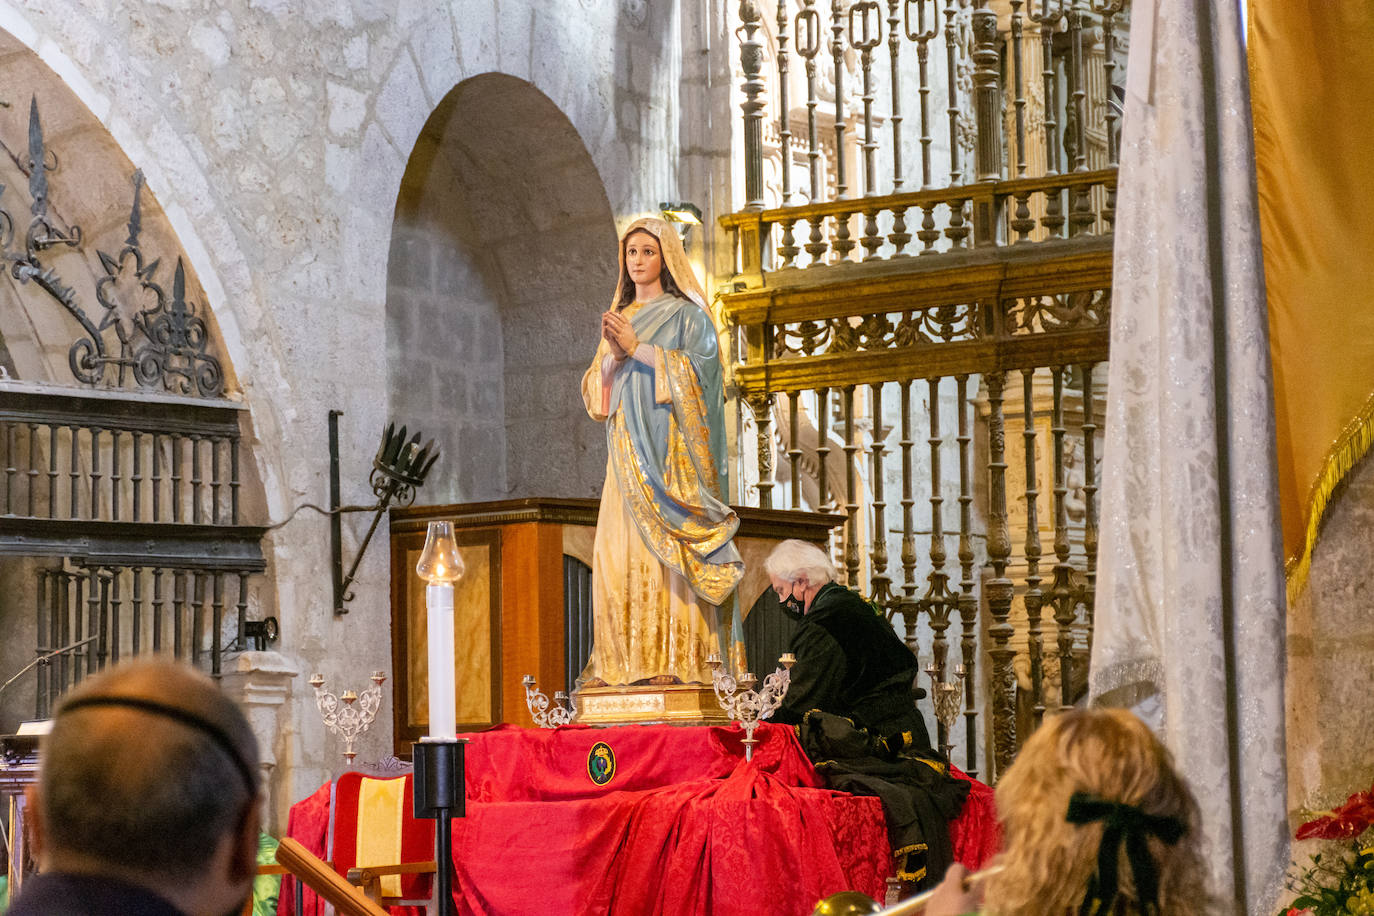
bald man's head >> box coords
[38,660,260,884]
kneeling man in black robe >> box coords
[764,538,967,890]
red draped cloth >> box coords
[947,768,999,873]
[280,723,999,916]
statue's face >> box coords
[624,230,663,289]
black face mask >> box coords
[780,594,806,620]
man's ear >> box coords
[24,784,46,867]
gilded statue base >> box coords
[573,683,730,727]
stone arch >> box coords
[387,73,618,502]
[0,27,276,721]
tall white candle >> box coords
[425,582,457,740]
[415,520,463,741]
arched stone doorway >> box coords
[386,73,618,503]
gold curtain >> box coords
[1250,2,1374,596]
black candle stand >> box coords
[412,739,465,915]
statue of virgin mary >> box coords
[579,216,744,687]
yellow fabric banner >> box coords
[356,776,405,899]
[1250,2,1374,595]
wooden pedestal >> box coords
[573,683,730,727]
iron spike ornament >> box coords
[135,257,223,396]
[20,97,81,257]
[27,96,53,224]
[1,97,226,397]
[7,98,84,345]
[330,414,441,614]
[90,171,165,388]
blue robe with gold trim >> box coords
[581,293,744,684]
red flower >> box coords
[1296,786,1374,840]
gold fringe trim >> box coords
[1286,388,1374,605]
[914,755,949,777]
[893,843,929,882]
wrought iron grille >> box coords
[723,0,1126,779]
[1,384,267,702]
[0,386,245,527]
[1,98,225,398]
[728,0,1127,280]
[30,561,258,718]
[563,555,593,695]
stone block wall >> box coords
[387,219,509,504]
[1287,451,1374,818]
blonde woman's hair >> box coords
[981,708,1212,916]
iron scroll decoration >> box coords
[0,97,225,398]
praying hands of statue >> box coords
[602,310,638,361]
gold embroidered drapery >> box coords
[1250,1,1374,597]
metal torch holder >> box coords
[412,738,465,916]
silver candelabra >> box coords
[707,653,795,761]
[925,662,966,759]
[310,670,385,763]
[522,675,577,728]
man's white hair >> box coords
[764,538,838,587]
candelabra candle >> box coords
[707,654,795,761]
[310,671,386,763]
[925,663,966,759]
[522,675,577,728]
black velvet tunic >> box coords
[771,581,932,752]
[767,584,968,889]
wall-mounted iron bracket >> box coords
[329,410,439,614]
